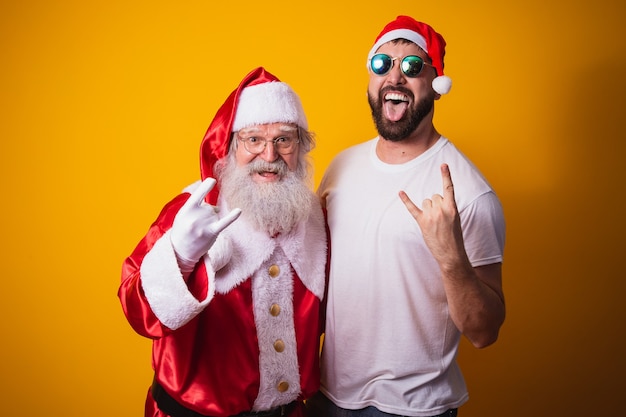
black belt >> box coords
[152,380,297,417]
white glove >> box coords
[170,178,241,265]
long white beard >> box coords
[218,158,313,236]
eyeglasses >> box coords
[369,53,434,78]
[237,133,300,155]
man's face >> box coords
[234,122,300,182]
[367,41,437,141]
[218,123,310,235]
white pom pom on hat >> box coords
[367,16,452,95]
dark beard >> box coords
[217,157,313,236]
[368,87,435,142]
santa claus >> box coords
[119,67,327,417]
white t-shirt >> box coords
[317,137,505,417]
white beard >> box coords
[217,158,313,236]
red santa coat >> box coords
[119,181,327,417]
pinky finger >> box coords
[398,191,422,217]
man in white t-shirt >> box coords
[307,16,506,417]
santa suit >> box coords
[118,181,327,417]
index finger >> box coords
[188,178,217,206]
[440,163,455,200]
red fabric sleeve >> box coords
[117,193,190,339]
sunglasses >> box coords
[369,53,434,78]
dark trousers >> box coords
[305,391,457,417]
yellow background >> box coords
[1,0,625,416]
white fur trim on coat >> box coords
[205,194,326,410]
[209,194,326,299]
[251,249,300,410]
[140,230,215,330]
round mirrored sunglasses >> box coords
[370,53,433,78]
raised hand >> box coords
[398,163,465,267]
[170,178,242,263]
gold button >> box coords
[268,265,280,278]
[269,303,281,316]
[274,339,285,352]
[277,381,289,392]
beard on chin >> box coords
[368,88,434,142]
[217,157,313,236]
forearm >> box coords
[119,232,209,338]
[441,260,505,348]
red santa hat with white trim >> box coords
[367,16,452,95]
[199,67,308,204]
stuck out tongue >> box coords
[383,100,408,122]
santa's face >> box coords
[234,123,300,183]
[218,125,311,235]
[367,41,437,142]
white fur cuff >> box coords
[140,231,215,330]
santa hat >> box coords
[367,16,452,95]
[199,67,308,204]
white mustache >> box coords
[247,158,288,176]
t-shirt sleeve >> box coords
[459,191,506,267]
